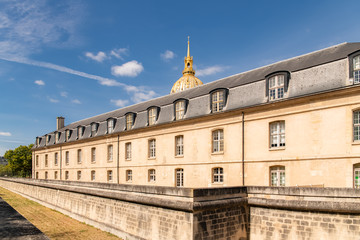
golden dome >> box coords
[170,37,203,94]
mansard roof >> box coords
[34,42,360,148]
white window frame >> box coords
[148,107,157,126]
[175,168,184,187]
[175,135,184,156]
[36,155,39,167]
[175,101,185,120]
[211,90,225,113]
[91,147,96,163]
[126,170,132,182]
[91,123,98,136]
[269,75,285,101]
[354,164,360,188]
[125,142,132,160]
[54,152,58,165]
[107,170,113,182]
[148,139,156,159]
[107,119,115,134]
[148,169,156,182]
[126,114,134,130]
[354,55,360,84]
[108,145,113,162]
[77,149,82,164]
[354,111,360,141]
[212,167,224,183]
[212,129,224,153]
[270,121,285,148]
[270,166,285,187]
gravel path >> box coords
[0,197,49,240]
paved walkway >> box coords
[0,197,49,240]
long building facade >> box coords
[32,42,360,188]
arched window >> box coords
[212,167,224,183]
[270,166,285,187]
[107,118,116,134]
[266,72,290,101]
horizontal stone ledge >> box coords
[248,197,360,214]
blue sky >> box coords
[0,0,359,155]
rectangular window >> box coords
[54,152,58,166]
[270,121,285,148]
[54,171,58,179]
[175,101,185,120]
[45,154,48,167]
[65,171,69,180]
[108,145,113,162]
[36,155,39,167]
[45,171,48,179]
[107,170,113,182]
[107,119,115,133]
[212,167,224,183]
[354,111,360,141]
[176,168,184,187]
[36,172,39,179]
[212,90,224,112]
[77,171,81,180]
[91,123,98,136]
[91,147,96,163]
[148,108,157,126]
[126,170,132,182]
[148,169,156,182]
[354,165,360,188]
[125,143,132,160]
[77,149,82,164]
[212,130,224,153]
[148,139,156,158]
[175,135,184,156]
[269,75,285,100]
[354,56,360,84]
[126,114,134,130]
[66,130,71,141]
[270,166,285,186]
[91,170,96,181]
[65,151,69,165]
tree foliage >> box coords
[3,144,33,177]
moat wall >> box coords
[1,178,360,240]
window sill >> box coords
[175,155,184,158]
[211,151,224,155]
[125,159,132,161]
[352,141,360,146]
[148,157,156,160]
[212,182,224,185]
[91,162,96,164]
[269,147,285,151]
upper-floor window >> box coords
[36,137,40,146]
[266,72,290,101]
[36,155,39,167]
[55,132,60,143]
[108,145,113,162]
[91,147,96,163]
[211,90,226,113]
[107,170,113,182]
[91,170,96,181]
[91,123,98,137]
[270,166,285,187]
[354,110,360,141]
[77,126,85,139]
[270,121,285,148]
[125,142,132,160]
[148,169,156,182]
[66,130,72,141]
[175,135,184,156]
[175,100,186,120]
[54,152,58,166]
[126,113,135,130]
[351,54,360,84]
[148,139,156,158]
[46,135,51,144]
[107,118,116,134]
[212,129,224,153]
[175,168,184,187]
[212,167,224,183]
[148,107,158,126]
[126,169,132,182]
[65,151,69,165]
[77,149,82,164]
[45,154,48,167]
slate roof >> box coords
[34,42,360,149]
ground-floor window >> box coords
[45,171,48,179]
[175,168,184,187]
[212,167,224,183]
[270,166,285,186]
[354,164,360,188]
[91,170,95,181]
[126,170,132,182]
[54,171,58,179]
[77,171,81,180]
[36,172,39,179]
[65,171,69,180]
[107,170,113,182]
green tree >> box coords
[4,144,33,177]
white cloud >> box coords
[111,99,129,107]
[60,91,68,97]
[48,97,59,103]
[196,65,226,77]
[72,99,81,104]
[85,51,107,62]
[131,90,157,103]
[110,48,128,60]
[111,60,144,77]
[161,50,175,61]
[0,132,11,137]
[34,80,45,86]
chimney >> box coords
[56,117,65,130]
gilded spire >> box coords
[170,37,203,94]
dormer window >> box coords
[46,135,51,144]
[66,130,71,141]
[148,107,158,126]
[36,137,40,146]
[126,113,135,130]
[91,123,98,136]
[107,118,116,134]
[210,89,227,113]
[55,132,61,143]
[175,100,187,120]
[353,55,360,84]
[77,126,84,139]
[266,72,290,101]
